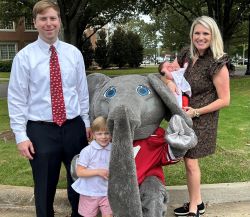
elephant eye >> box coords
[136,85,151,96]
[104,86,116,98]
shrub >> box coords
[95,29,110,69]
[0,60,12,72]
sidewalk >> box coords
[0,182,249,216]
[0,201,249,217]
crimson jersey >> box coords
[133,127,179,185]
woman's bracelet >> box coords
[193,109,200,118]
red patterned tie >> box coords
[50,45,66,126]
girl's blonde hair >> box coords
[91,116,108,132]
[33,0,60,19]
[190,16,225,60]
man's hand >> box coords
[86,127,92,140]
[17,140,35,160]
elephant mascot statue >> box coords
[71,73,197,217]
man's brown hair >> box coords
[33,0,60,19]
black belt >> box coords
[28,116,80,126]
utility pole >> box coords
[246,14,250,75]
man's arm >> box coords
[75,49,91,139]
[8,53,35,159]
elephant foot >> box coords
[140,176,169,217]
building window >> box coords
[0,20,15,30]
[0,43,17,60]
[24,17,36,31]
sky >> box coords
[139,14,152,23]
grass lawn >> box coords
[0,75,250,187]
[0,72,10,79]
[0,72,9,83]
[165,76,250,185]
[89,66,158,76]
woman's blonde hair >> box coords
[190,16,225,60]
[91,116,108,132]
[33,0,60,19]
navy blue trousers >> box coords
[27,116,88,217]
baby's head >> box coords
[92,116,111,147]
[158,61,167,76]
[158,61,180,79]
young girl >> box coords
[72,116,113,217]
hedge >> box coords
[0,60,12,72]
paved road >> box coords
[0,82,8,98]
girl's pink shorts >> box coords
[78,195,113,217]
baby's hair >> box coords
[91,116,108,132]
[158,61,166,76]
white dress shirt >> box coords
[8,37,90,144]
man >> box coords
[8,1,90,216]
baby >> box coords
[158,60,191,108]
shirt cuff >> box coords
[82,118,90,128]
[15,131,29,144]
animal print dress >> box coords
[177,47,230,158]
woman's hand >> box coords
[184,106,200,118]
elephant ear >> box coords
[148,74,193,127]
[87,73,111,101]
[87,73,111,122]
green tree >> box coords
[0,0,139,49]
[141,0,250,53]
[95,29,109,69]
[58,0,138,49]
[123,18,155,49]
[123,18,160,63]
[0,0,34,23]
[127,31,144,67]
[109,27,129,68]
[82,33,94,69]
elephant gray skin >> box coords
[86,73,196,217]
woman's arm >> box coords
[185,65,230,118]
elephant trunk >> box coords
[107,105,143,217]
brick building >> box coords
[0,17,38,60]
[0,16,109,62]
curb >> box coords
[167,182,250,205]
[1,182,250,208]
[0,185,70,212]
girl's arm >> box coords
[76,164,109,180]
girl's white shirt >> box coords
[71,140,112,196]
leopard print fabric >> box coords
[177,47,230,158]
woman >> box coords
[163,16,231,217]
